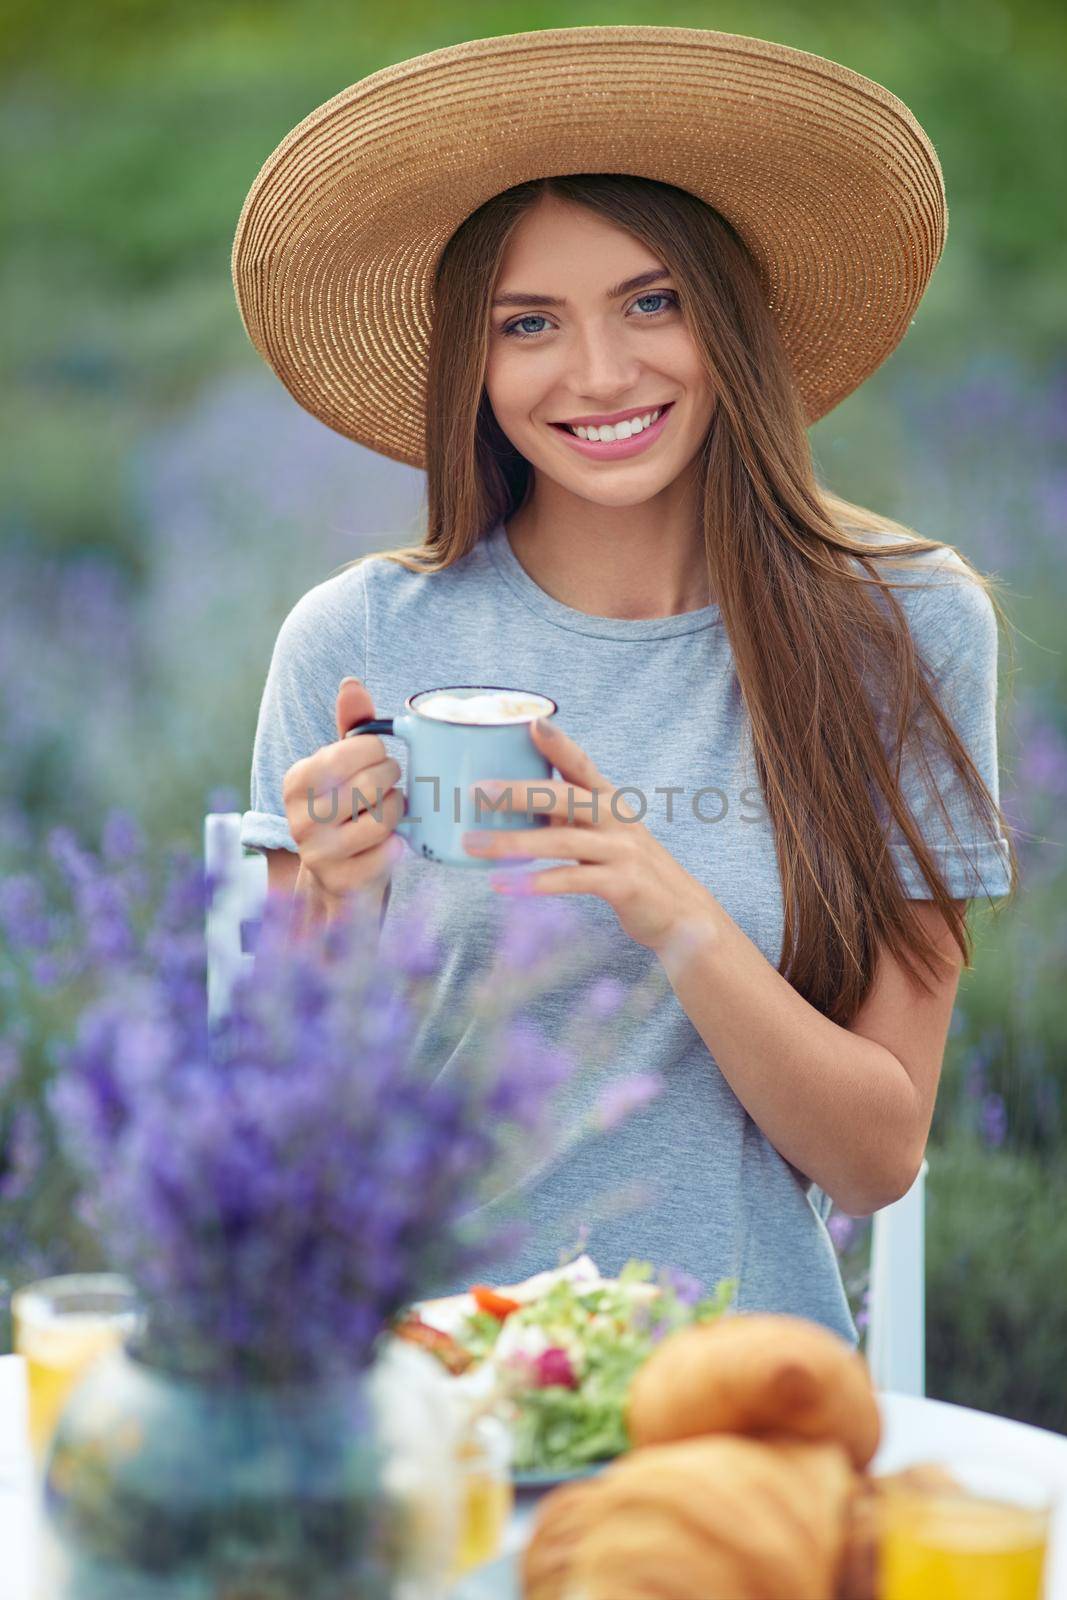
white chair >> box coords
[204,812,266,1028]
[202,809,927,1392]
[867,1158,928,1396]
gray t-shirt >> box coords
[241,521,1012,1342]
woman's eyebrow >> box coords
[491,267,671,309]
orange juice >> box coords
[12,1275,140,1463]
[445,1412,514,1579]
[451,1469,514,1574]
[880,1483,1049,1600]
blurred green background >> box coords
[3,2,1065,1426]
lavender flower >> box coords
[981,1091,1008,1149]
[657,1266,704,1307]
[593,1072,664,1132]
[0,876,52,951]
[828,1213,857,1253]
[965,1050,989,1101]
[0,1108,43,1202]
[37,812,663,1383]
[101,810,146,867]
[0,1040,20,1094]
[584,977,628,1019]
[557,1223,591,1266]
[493,895,586,979]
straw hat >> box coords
[231,26,946,467]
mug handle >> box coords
[345,717,413,840]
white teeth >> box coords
[567,406,664,441]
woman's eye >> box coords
[633,294,675,315]
[499,294,675,344]
[505,313,550,339]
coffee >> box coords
[416,690,553,726]
[347,684,557,866]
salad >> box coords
[395,1256,736,1475]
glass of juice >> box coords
[446,1411,514,1580]
[12,1274,141,1465]
[878,1456,1053,1600]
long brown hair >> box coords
[336,173,1018,1028]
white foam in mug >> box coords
[416,690,553,726]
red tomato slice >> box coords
[470,1284,523,1319]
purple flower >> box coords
[1019,719,1067,798]
[34,819,657,1382]
[980,1091,1008,1149]
[30,949,82,988]
[377,905,442,979]
[0,1041,20,1094]
[493,895,585,976]
[204,785,243,818]
[46,825,96,888]
[593,1072,664,1132]
[828,1213,857,1253]
[964,1050,989,1101]
[101,810,146,867]
[0,876,52,951]
[658,1266,704,1307]
[559,1223,591,1265]
[0,1109,43,1202]
[583,977,628,1020]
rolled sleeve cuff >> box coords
[240,810,298,854]
[890,836,1014,900]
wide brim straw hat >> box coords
[231,25,946,468]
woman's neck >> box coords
[502,492,716,617]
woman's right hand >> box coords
[282,677,405,924]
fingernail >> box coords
[339,676,360,690]
[535,717,557,737]
[491,871,535,894]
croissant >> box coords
[556,1434,855,1600]
[626,1313,881,1470]
[836,1470,880,1600]
[520,1477,605,1600]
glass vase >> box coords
[40,1333,463,1599]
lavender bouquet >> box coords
[17,812,670,1597]
[34,819,666,1381]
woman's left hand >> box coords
[462,718,719,957]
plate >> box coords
[513,1457,613,1489]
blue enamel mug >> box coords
[345,685,559,868]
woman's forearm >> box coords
[655,900,924,1215]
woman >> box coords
[233,28,1016,1340]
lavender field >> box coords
[3,1,1065,1430]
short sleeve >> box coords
[240,564,369,855]
[882,565,1013,901]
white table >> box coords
[3,1355,1065,1597]
[494,1389,1067,1597]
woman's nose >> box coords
[568,319,642,399]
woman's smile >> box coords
[549,401,675,461]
